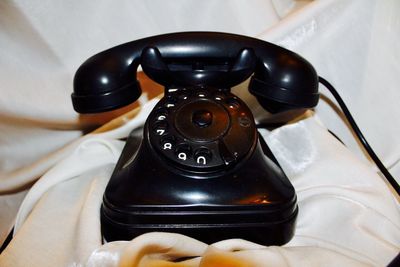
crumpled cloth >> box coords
[1,0,400,266]
[0,99,398,266]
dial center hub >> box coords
[192,109,213,128]
[175,99,230,142]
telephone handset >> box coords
[72,32,320,245]
[72,32,318,114]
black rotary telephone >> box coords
[71,32,320,245]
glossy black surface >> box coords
[104,133,295,207]
[101,90,298,245]
[101,129,298,244]
[72,32,319,113]
[148,87,256,171]
[70,32,311,245]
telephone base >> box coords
[100,130,298,245]
[101,205,298,245]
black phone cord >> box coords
[319,76,400,197]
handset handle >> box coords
[72,32,318,113]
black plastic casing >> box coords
[101,124,298,245]
[72,32,318,114]
[71,32,313,246]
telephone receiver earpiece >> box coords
[72,32,319,114]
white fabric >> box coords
[1,0,399,182]
[237,0,400,178]
[0,0,280,187]
[0,101,399,266]
[1,0,400,266]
